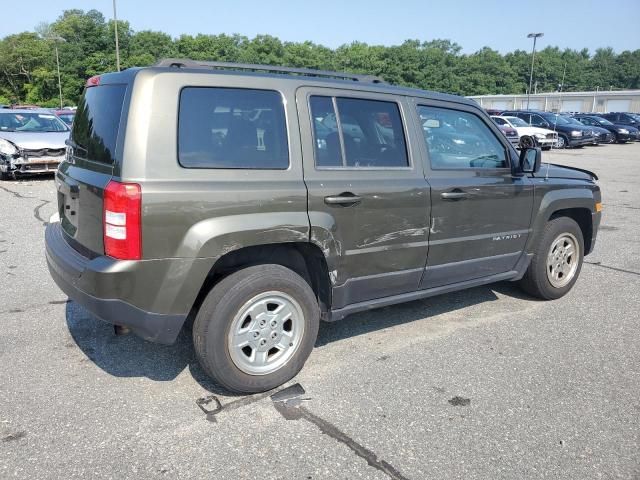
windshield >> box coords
[0,112,69,132]
[592,116,614,126]
[542,114,570,125]
[630,114,640,122]
[565,117,583,125]
[504,116,528,127]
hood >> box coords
[535,163,598,181]
[0,131,69,150]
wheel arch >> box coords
[548,207,593,255]
[188,242,332,324]
[527,188,597,256]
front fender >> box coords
[526,184,598,254]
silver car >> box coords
[0,109,69,179]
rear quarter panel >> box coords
[120,70,309,261]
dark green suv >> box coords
[46,59,601,393]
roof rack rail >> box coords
[154,58,386,84]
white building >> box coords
[467,89,640,113]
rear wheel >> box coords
[193,264,320,393]
[519,216,584,300]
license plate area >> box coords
[57,177,80,236]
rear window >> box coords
[178,87,289,169]
[71,85,126,164]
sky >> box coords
[2,0,639,54]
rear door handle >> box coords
[440,191,469,200]
[324,193,362,206]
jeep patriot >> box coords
[45,59,602,392]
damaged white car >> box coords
[0,109,69,180]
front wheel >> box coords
[193,264,320,393]
[519,217,584,300]
[520,135,535,149]
[556,135,568,149]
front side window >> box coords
[310,95,409,168]
[418,106,508,169]
[178,87,288,169]
[530,114,547,126]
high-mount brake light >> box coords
[103,180,142,260]
[86,75,101,87]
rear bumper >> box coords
[45,221,189,344]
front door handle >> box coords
[440,191,469,200]
[324,193,362,206]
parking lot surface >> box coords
[1,144,639,479]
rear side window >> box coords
[72,85,126,164]
[310,95,409,168]
[178,87,289,169]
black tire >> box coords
[519,216,584,300]
[520,135,535,149]
[193,264,320,393]
[0,171,13,181]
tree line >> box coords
[1,9,639,107]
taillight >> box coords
[103,180,142,260]
[86,75,101,87]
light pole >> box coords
[44,35,66,109]
[113,0,121,71]
[526,32,543,109]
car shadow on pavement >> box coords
[315,281,534,346]
[65,281,534,395]
[65,301,230,395]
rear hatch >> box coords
[57,75,128,256]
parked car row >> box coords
[0,108,70,179]
[1,104,75,126]
[487,109,640,149]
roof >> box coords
[97,59,476,108]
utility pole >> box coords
[55,43,63,108]
[42,34,66,108]
[527,33,544,109]
[113,0,120,71]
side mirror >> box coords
[520,147,542,174]
[541,122,550,128]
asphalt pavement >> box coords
[1,143,639,479]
